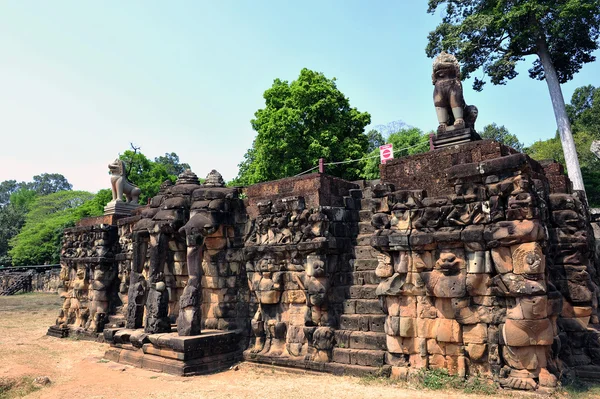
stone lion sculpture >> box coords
[108,159,141,204]
[432,52,478,133]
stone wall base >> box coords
[244,352,390,377]
[103,329,241,376]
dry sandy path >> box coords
[0,293,558,398]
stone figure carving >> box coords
[108,159,141,204]
[432,52,478,133]
[69,266,89,328]
[177,211,219,336]
[248,257,286,356]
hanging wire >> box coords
[291,136,430,176]
[323,138,430,166]
[293,165,319,177]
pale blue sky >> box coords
[1,1,598,192]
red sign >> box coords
[379,144,394,164]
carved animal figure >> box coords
[432,52,478,133]
[108,159,141,204]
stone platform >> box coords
[47,325,103,341]
[244,351,390,377]
[103,329,242,376]
[431,127,481,149]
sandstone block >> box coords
[463,323,487,344]
[503,319,553,346]
[436,319,462,343]
[491,246,512,274]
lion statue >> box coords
[108,159,141,204]
[432,52,478,133]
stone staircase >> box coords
[331,184,389,375]
[0,272,33,296]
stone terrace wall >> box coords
[380,140,519,197]
[0,268,60,293]
[245,173,358,218]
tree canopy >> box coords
[0,174,72,266]
[119,149,192,203]
[8,190,95,266]
[480,123,524,151]
[361,127,430,180]
[527,85,600,205]
[29,173,73,195]
[154,152,191,176]
[234,68,371,185]
[426,0,600,192]
[426,0,600,90]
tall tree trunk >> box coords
[537,38,586,192]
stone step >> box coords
[339,314,385,332]
[342,299,384,315]
[348,284,378,299]
[359,210,373,222]
[332,272,380,288]
[332,348,385,367]
[355,234,374,247]
[361,198,389,213]
[334,330,387,351]
[354,259,378,271]
[352,245,380,260]
[358,221,375,235]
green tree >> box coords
[28,173,72,195]
[0,180,22,207]
[154,152,191,176]
[120,150,176,203]
[480,123,524,151]
[9,190,95,266]
[567,85,600,137]
[366,129,386,152]
[0,188,38,266]
[361,127,430,180]
[235,68,371,185]
[526,85,600,205]
[426,0,600,192]
[76,189,113,218]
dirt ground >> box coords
[0,293,596,399]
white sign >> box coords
[379,144,394,164]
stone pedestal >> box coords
[103,329,242,375]
[431,127,481,150]
[104,201,140,217]
[46,325,70,338]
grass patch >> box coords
[0,376,41,399]
[417,369,496,395]
[358,374,394,386]
[559,377,600,398]
[97,359,109,363]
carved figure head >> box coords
[76,266,87,280]
[435,249,465,275]
[108,159,125,176]
[306,255,327,278]
[432,51,461,85]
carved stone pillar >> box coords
[177,234,203,336]
[145,231,171,334]
[126,232,148,329]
